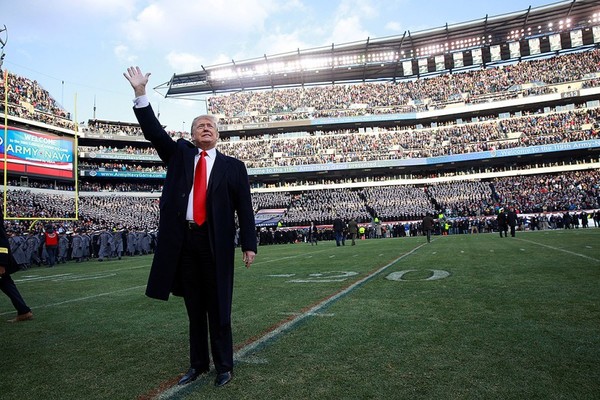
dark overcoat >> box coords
[0,214,19,275]
[133,104,257,325]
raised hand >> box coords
[123,66,151,97]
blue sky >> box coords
[2,0,556,131]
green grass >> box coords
[3,230,600,399]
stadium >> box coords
[2,1,600,399]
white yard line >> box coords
[0,285,146,316]
[516,237,600,263]
[13,264,148,284]
[156,242,427,399]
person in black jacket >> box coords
[124,66,257,388]
[497,208,508,238]
[422,213,435,243]
[507,207,518,237]
[332,215,346,246]
[0,214,33,323]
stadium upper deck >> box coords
[161,0,600,96]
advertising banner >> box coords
[0,125,75,179]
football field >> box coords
[3,229,600,400]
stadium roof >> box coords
[159,0,600,97]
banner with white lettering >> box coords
[0,126,75,179]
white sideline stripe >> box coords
[157,241,427,400]
[14,264,148,284]
[280,312,335,317]
[516,237,600,262]
[0,285,146,316]
[16,273,73,282]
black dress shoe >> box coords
[178,368,208,385]
[214,371,233,387]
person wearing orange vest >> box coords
[44,225,59,268]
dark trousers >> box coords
[335,231,345,246]
[350,233,357,245]
[1,274,31,315]
[499,225,508,237]
[180,223,233,374]
[46,246,58,267]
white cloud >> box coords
[329,15,371,45]
[165,51,204,73]
[121,0,276,52]
[324,0,379,45]
[257,31,312,58]
[71,0,136,15]
[385,21,403,34]
[114,44,137,63]
[121,4,167,49]
[336,0,378,19]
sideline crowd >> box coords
[2,168,598,264]
[5,169,599,230]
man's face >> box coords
[191,118,219,150]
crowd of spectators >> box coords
[2,47,600,244]
[283,189,371,225]
[79,161,165,173]
[78,182,163,192]
[77,103,600,173]
[3,50,599,132]
[492,169,600,214]
[4,50,598,188]
[251,192,291,210]
[5,179,163,193]
[3,169,599,236]
[399,169,600,219]
[207,49,600,123]
[77,195,160,231]
[79,145,157,156]
[361,185,432,222]
[214,106,599,168]
[2,190,159,235]
[253,169,600,224]
[0,71,74,129]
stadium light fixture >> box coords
[205,49,405,82]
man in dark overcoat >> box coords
[497,208,508,237]
[124,66,257,388]
[507,207,518,237]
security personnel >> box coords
[358,225,366,239]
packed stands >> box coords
[2,19,600,257]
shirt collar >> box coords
[199,148,217,158]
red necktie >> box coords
[193,151,207,225]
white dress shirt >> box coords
[186,147,216,221]
[133,95,215,221]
